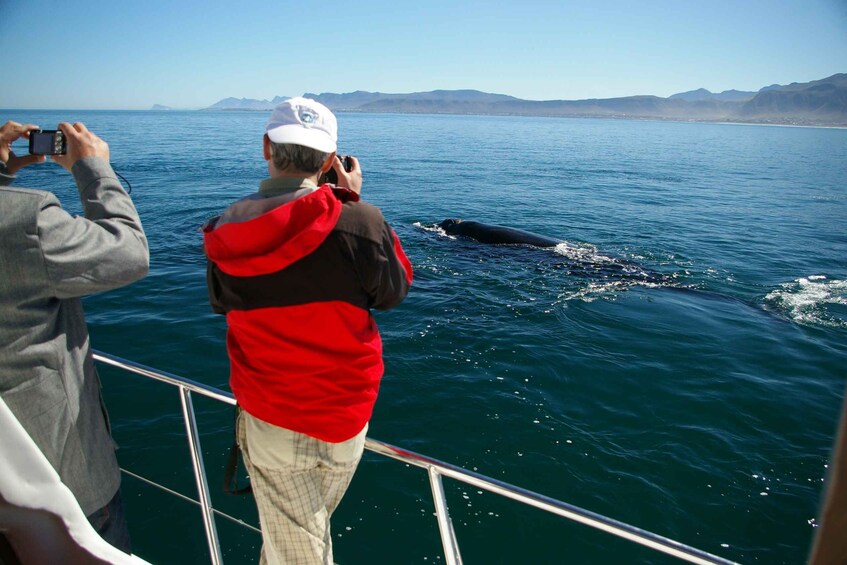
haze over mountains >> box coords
[190,74,847,126]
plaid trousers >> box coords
[237,409,367,565]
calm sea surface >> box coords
[5,110,847,564]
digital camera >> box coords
[320,155,353,185]
[29,130,67,155]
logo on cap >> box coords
[298,107,319,126]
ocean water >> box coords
[4,109,847,564]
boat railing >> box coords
[92,350,738,565]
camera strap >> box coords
[222,406,252,496]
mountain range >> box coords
[195,74,847,126]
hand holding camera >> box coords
[0,120,46,174]
[321,154,362,195]
[11,121,110,173]
[28,129,67,155]
[50,122,110,173]
[320,155,353,185]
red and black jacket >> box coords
[203,185,413,442]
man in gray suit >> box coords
[0,120,149,551]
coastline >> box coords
[187,108,847,129]
[3,107,845,129]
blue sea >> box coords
[5,109,847,564]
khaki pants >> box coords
[237,410,367,565]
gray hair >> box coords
[268,142,330,174]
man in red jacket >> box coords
[204,97,412,564]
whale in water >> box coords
[439,219,562,247]
[434,218,678,287]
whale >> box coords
[435,218,674,286]
[439,219,562,247]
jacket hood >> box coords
[204,185,343,277]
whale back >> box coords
[439,219,561,248]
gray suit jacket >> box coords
[0,157,149,515]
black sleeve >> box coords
[355,221,411,311]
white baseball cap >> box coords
[265,97,337,153]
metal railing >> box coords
[93,350,737,565]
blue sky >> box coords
[2,0,846,109]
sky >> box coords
[1,0,846,110]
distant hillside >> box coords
[302,90,396,108]
[203,74,847,126]
[204,96,289,111]
[669,88,756,102]
[303,89,520,110]
[740,74,847,123]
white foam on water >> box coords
[552,241,608,263]
[551,242,668,301]
[415,221,455,239]
[764,275,847,328]
[557,280,631,303]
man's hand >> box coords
[52,122,110,172]
[0,120,46,174]
[333,155,362,195]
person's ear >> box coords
[263,134,271,161]
[320,152,337,172]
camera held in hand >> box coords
[29,130,67,155]
[320,155,353,185]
